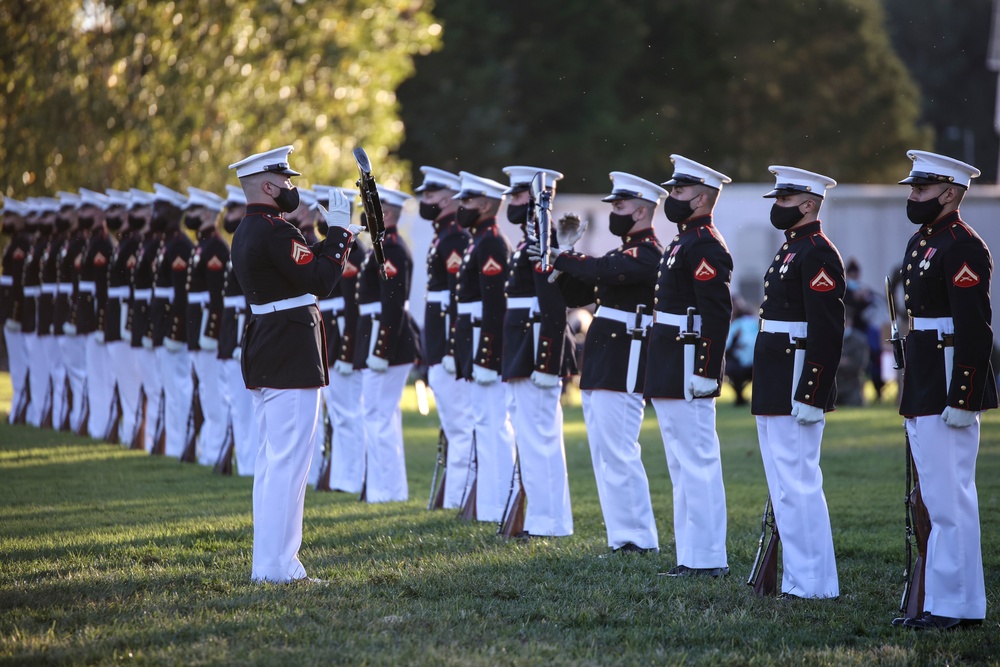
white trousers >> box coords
[85,333,115,439]
[223,358,257,476]
[112,342,144,447]
[906,415,986,619]
[156,346,194,458]
[4,327,28,424]
[24,333,50,427]
[756,415,839,598]
[325,369,366,493]
[506,378,573,536]
[192,350,229,467]
[43,336,68,428]
[428,364,475,509]
[470,380,516,523]
[59,334,87,433]
[138,347,164,453]
[652,398,727,568]
[361,365,411,503]
[582,389,658,550]
[251,386,320,583]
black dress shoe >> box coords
[903,612,983,630]
[614,542,658,555]
[513,530,532,542]
[659,565,730,578]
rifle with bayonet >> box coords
[747,494,779,596]
[885,276,930,623]
[353,147,388,280]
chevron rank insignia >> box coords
[290,241,313,265]
[953,262,980,287]
[809,268,836,292]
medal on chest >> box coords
[918,247,936,271]
[665,245,681,269]
[778,253,796,276]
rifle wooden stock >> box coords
[315,411,333,491]
[747,495,780,596]
[498,482,526,539]
[458,478,477,521]
[13,370,31,425]
[129,387,146,450]
[213,422,234,476]
[900,432,930,618]
[427,428,448,510]
[103,387,121,445]
[179,382,202,464]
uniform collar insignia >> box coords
[784,220,821,241]
[920,210,961,238]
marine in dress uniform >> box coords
[41,193,77,430]
[218,185,257,476]
[149,184,195,459]
[893,151,995,630]
[417,166,475,509]
[501,165,576,538]
[229,145,354,583]
[448,172,516,523]
[645,156,734,577]
[72,189,116,440]
[97,189,132,442]
[752,166,843,599]
[1,199,31,423]
[352,186,421,503]
[182,187,230,467]
[21,198,57,427]
[548,171,665,554]
[58,192,91,434]
[325,197,367,494]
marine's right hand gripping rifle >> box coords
[353,147,388,280]
[747,495,779,596]
[885,276,930,621]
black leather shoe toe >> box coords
[903,612,983,630]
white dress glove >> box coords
[5,319,22,333]
[525,242,568,265]
[320,192,364,235]
[366,354,389,372]
[792,400,824,425]
[688,375,719,398]
[63,322,77,336]
[94,330,105,345]
[530,370,560,389]
[199,334,218,352]
[163,337,184,353]
[942,406,978,428]
[141,336,154,350]
[233,346,242,362]
[472,364,498,385]
[441,354,457,375]
[333,359,354,376]
[555,213,589,248]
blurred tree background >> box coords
[1,0,996,198]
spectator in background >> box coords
[724,296,756,406]
[837,304,870,406]
[844,258,885,400]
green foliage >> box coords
[1,385,998,665]
[0,0,441,196]
[398,0,931,191]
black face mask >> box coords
[769,202,805,231]
[506,203,529,226]
[456,206,480,229]
[55,216,72,233]
[106,215,124,232]
[149,213,168,233]
[906,196,945,226]
[273,186,299,213]
[77,216,95,230]
[663,196,695,223]
[608,212,635,237]
[419,201,441,221]
[127,213,146,231]
[183,212,202,231]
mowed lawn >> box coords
[1,373,998,666]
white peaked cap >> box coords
[415,166,461,193]
[2,198,24,215]
[501,166,564,195]
[129,188,156,207]
[184,186,225,212]
[452,171,507,201]
[298,188,317,209]
[78,188,110,209]
[377,185,413,209]
[153,183,188,208]
[763,166,837,199]
[228,145,301,179]
[601,171,668,205]
[899,149,981,189]
[662,155,732,190]
[57,191,81,208]
[105,189,132,208]
[31,197,61,214]
[225,184,247,206]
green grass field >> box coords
[1,372,998,666]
